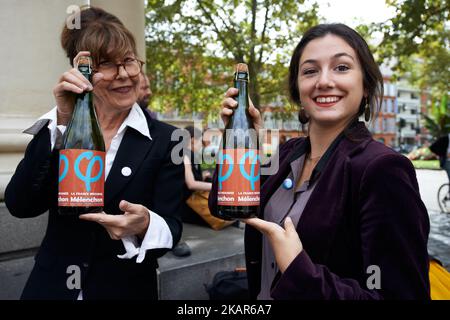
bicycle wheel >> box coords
[437,183,450,213]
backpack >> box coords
[206,270,249,300]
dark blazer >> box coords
[5,111,184,300]
[209,122,430,300]
[429,135,449,168]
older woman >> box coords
[210,23,430,299]
[5,7,184,300]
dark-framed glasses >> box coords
[94,58,144,80]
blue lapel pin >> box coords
[283,178,293,190]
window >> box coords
[263,113,274,129]
[386,99,393,113]
[388,118,396,133]
[374,119,380,132]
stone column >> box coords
[0,0,145,198]
[0,0,88,198]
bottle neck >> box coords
[78,63,92,81]
[234,79,248,106]
[231,77,249,130]
[71,68,94,121]
[234,70,249,113]
[80,71,92,82]
[226,72,256,150]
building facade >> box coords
[396,82,423,151]
[371,77,398,147]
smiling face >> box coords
[298,34,365,128]
[93,53,140,114]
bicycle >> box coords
[437,182,450,213]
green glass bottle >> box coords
[215,63,260,220]
[58,56,106,216]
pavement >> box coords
[0,223,245,300]
[416,169,450,269]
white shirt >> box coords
[27,104,173,264]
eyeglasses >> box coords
[93,58,144,81]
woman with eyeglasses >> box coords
[5,7,184,300]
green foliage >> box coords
[145,0,319,121]
[422,94,450,138]
[374,0,449,96]
[411,159,440,169]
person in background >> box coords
[210,23,430,300]
[137,71,157,119]
[5,7,184,300]
[430,134,450,182]
[182,126,212,224]
[278,134,287,150]
[172,126,212,257]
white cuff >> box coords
[118,209,173,263]
[23,107,66,150]
[46,108,58,150]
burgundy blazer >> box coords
[209,122,430,300]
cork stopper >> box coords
[77,56,91,66]
[235,63,249,73]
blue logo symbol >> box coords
[74,151,104,192]
[218,151,233,190]
[59,154,69,183]
[239,150,260,191]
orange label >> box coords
[58,149,105,207]
[217,148,260,206]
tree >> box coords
[375,0,449,95]
[145,0,319,118]
[422,94,450,138]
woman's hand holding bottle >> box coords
[220,87,263,131]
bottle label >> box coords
[217,148,260,206]
[58,149,105,207]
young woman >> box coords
[210,23,430,300]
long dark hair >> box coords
[288,23,383,125]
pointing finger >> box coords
[79,213,121,225]
[243,217,277,236]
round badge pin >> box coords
[121,167,132,177]
[282,178,293,190]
